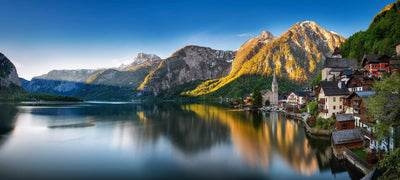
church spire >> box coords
[272,69,278,105]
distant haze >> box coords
[0,0,395,80]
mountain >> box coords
[187,21,345,96]
[121,53,161,70]
[22,69,103,96]
[341,1,400,61]
[0,53,21,88]
[138,45,236,96]
[75,59,162,100]
[0,53,81,101]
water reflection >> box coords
[181,104,328,175]
[0,103,18,145]
[0,103,361,179]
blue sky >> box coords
[0,0,396,79]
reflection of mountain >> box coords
[138,104,230,154]
[182,104,330,175]
[0,104,18,145]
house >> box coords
[335,114,356,130]
[287,91,314,106]
[332,128,364,156]
[390,42,400,75]
[345,75,374,92]
[321,58,358,81]
[317,81,349,118]
[339,69,361,83]
[361,54,391,78]
[347,91,375,130]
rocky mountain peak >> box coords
[259,30,275,42]
[123,53,161,70]
[0,53,21,87]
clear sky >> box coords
[0,0,396,80]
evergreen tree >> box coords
[252,85,262,107]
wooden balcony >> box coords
[318,99,325,105]
[318,107,328,113]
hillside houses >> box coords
[362,54,391,78]
[317,81,348,118]
[322,58,359,81]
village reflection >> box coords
[181,104,331,176]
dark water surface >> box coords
[0,102,363,180]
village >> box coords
[230,42,400,178]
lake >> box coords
[0,102,363,180]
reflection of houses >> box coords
[317,82,349,118]
[345,75,374,92]
[335,114,355,130]
[261,70,278,105]
[332,128,364,156]
[361,54,391,78]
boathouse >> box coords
[332,128,364,156]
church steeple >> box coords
[271,69,278,105]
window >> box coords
[340,105,342,109]
[373,71,377,74]
[342,123,347,129]
[333,97,336,102]
[385,64,389,68]
[333,106,336,110]
[373,65,377,68]
[339,97,342,101]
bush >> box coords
[316,117,323,126]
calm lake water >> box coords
[0,102,363,180]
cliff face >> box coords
[139,45,236,95]
[22,69,103,96]
[187,21,345,96]
[0,53,21,87]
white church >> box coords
[261,70,278,106]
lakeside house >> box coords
[332,128,364,156]
[317,81,349,118]
[287,91,314,109]
[335,114,356,130]
[361,54,391,78]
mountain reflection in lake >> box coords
[0,103,362,180]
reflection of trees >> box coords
[0,103,18,146]
[183,104,331,176]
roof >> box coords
[323,58,358,69]
[320,81,349,96]
[293,90,313,97]
[261,89,272,95]
[336,114,354,122]
[332,128,364,145]
[355,91,375,98]
[341,69,354,76]
[362,54,390,66]
[347,75,374,86]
